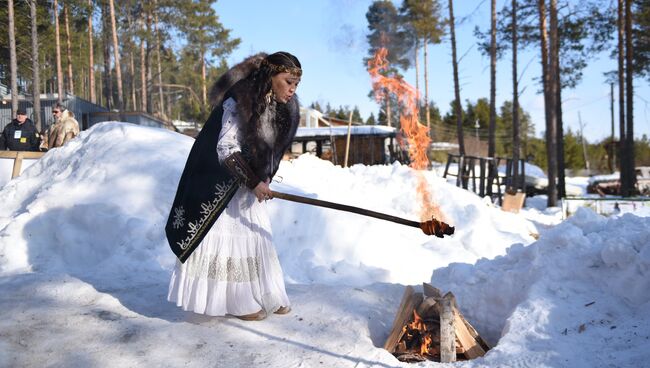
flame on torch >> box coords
[368,47,446,223]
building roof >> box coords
[294,125,396,139]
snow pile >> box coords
[0,122,535,286]
[0,122,186,277]
[433,207,650,366]
[271,155,536,285]
[1,122,649,367]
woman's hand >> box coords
[253,179,273,202]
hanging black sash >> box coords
[165,105,239,263]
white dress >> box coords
[167,98,290,316]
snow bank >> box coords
[1,122,649,367]
[432,207,650,367]
[0,122,184,277]
[0,122,536,286]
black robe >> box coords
[165,83,300,263]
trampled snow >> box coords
[0,122,648,367]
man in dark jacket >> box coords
[0,109,41,151]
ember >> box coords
[385,283,490,363]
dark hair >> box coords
[249,51,301,117]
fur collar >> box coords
[209,55,300,181]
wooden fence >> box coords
[0,151,45,182]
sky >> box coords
[213,0,650,143]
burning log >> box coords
[384,283,490,363]
[271,191,454,237]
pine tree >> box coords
[8,0,19,114]
[178,0,239,107]
[366,0,413,127]
[87,0,95,103]
[635,0,650,79]
[399,0,444,132]
[448,0,465,155]
[489,0,497,160]
[54,0,64,102]
[623,0,635,196]
[366,113,377,125]
[30,0,42,132]
[64,3,74,95]
[511,0,521,190]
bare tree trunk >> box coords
[64,3,74,95]
[138,8,147,112]
[551,0,566,198]
[488,0,497,159]
[415,39,420,106]
[88,0,95,104]
[617,0,627,193]
[153,0,165,118]
[140,36,147,112]
[8,0,19,115]
[102,1,113,109]
[166,88,173,119]
[130,52,137,111]
[511,0,521,191]
[201,53,207,105]
[145,9,153,114]
[30,0,42,132]
[624,0,635,196]
[98,68,104,106]
[548,0,560,207]
[538,0,556,204]
[449,0,465,156]
[54,0,64,102]
[610,82,615,172]
[108,0,124,110]
[556,67,566,198]
[424,37,431,132]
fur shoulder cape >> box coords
[165,55,300,263]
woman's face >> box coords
[271,72,300,103]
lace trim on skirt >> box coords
[183,255,261,282]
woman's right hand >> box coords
[253,179,272,202]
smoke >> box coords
[323,0,368,54]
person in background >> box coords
[41,103,80,150]
[0,109,41,151]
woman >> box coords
[166,52,302,321]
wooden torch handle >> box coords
[270,190,421,229]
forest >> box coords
[2,0,650,203]
[1,0,238,125]
[363,0,650,202]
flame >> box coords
[409,309,426,331]
[368,48,446,222]
[422,334,433,356]
[406,309,433,356]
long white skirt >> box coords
[167,186,290,316]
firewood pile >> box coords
[384,283,490,363]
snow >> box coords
[1,122,649,367]
[294,125,396,138]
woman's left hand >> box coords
[253,179,273,202]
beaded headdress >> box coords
[262,55,302,77]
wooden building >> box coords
[294,107,398,166]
